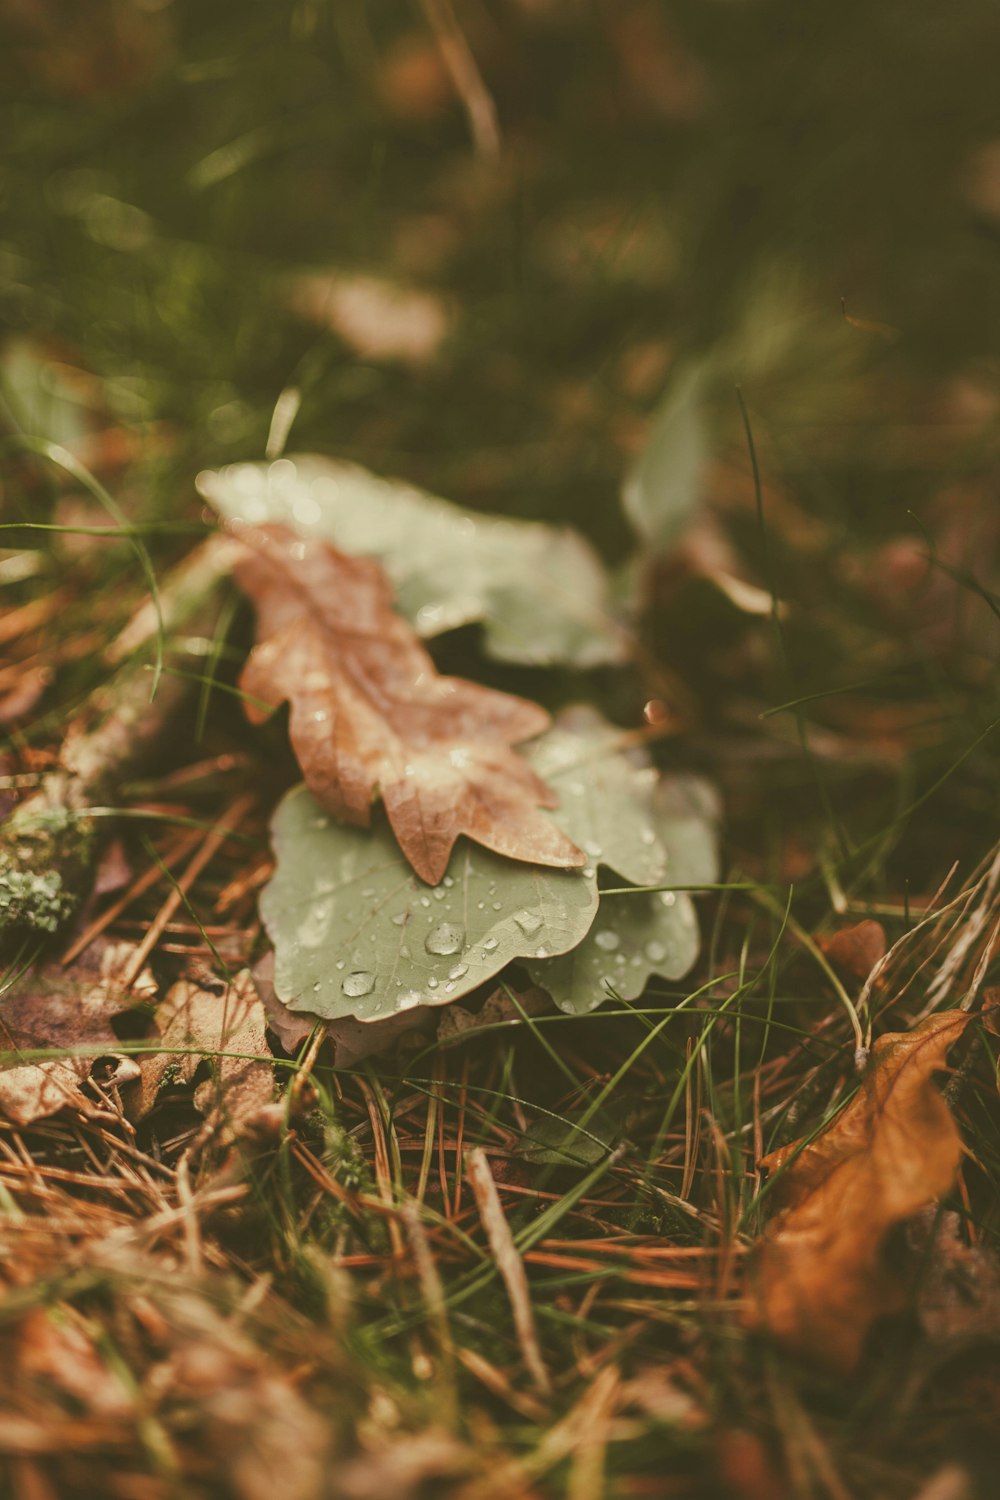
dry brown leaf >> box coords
[816,918,887,981]
[753,1009,972,1371]
[252,953,431,1067]
[232,522,583,885]
[288,272,449,366]
[131,970,274,1144]
[0,940,153,1126]
[436,984,554,1040]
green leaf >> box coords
[526,889,700,1015]
[517,1110,620,1166]
[527,767,717,1014]
[529,709,708,889]
[197,455,627,668]
[262,786,599,1024]
[260,712,717,1025]
[622,359,714,550]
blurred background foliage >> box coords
[2,0,1000,886]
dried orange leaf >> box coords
[753,1009,971,1370]
[232,522,584,885]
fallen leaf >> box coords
[528,886,701,1014]
[198,455,627,668]
[131,970,274,1144]
[287,271,449,365]
[231,520,583,885]
[436,984,553,1041]
[753,1010,972,1370]
[261,782,597,1025]
[0,941,154,1126]
[258,710,714,1025]
[253,953,432,1066]
[816,919,887,982]
[525,708,715,889]
[526,754,718,1014]
[517,1108,620,1166]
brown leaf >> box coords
[288,272,450,366]
[232,522,583,885]
[0,941,154,1126]
[816,918,887,981]
[436,984,554,1041]
[131,970,274,1144]
[752,1010,972,1370]
[252,953,430,1068]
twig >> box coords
[465,1146,550,1396]
[416,0,501,159]
[118,794,255,991]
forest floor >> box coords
[2,4,1000,1498]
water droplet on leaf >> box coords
[425,922,465,956]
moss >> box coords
[0,804,97,935]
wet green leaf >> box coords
[526,888,700,1014]
[262,711,717,1025]
[528,765,717,1014]
[263,785,598,1024]
[197,455,627,668]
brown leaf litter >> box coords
[231,521,584,884]
[0,939,154,1126]
[131,968,275,1146]
[0,941,275,1147]
[752,1009,973,1370]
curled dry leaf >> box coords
[0,940,154,1126]
[131,970,274,1145]
[816,918,887,982]
[231,521,583,885]
[752,1010,972,1371]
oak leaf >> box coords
[231,521,583,885]
[752,1010,971,1371]
[131,970,274,1145]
